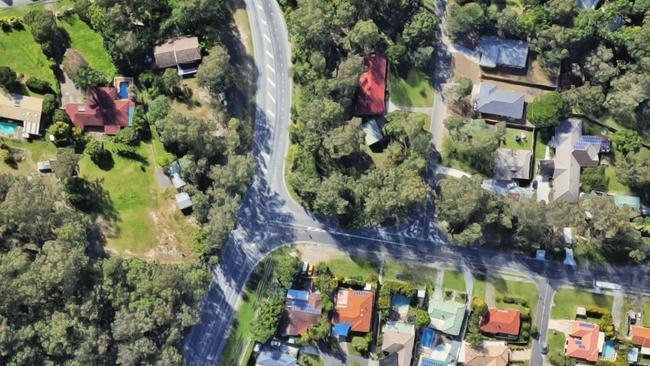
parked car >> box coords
[301,261,308,275]
[641,207,650,217]
[532,180,538,189]
[307,263,314,276]
[506,182,518,190]
[541,345,548,355]
[218,92,228,106]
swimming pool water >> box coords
[119,82,129,99]
[603,340,616,359]
[0,121,17,135]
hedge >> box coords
[26,77,53,94]
[585,306,610,318]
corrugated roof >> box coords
[427,299,466,336]
[480,308,521,336]
[362,119,384,146]
[356,54,387,116]
[479,36,529,69]
[0,92,43,135]
[154,36,201,69]
[474,83,525,120]
[494,148,532,180]
[552,119,583,203]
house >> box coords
[480,308,521,340]
[361,118,385,147]
[332,288,374,336]
[474,83,525,121]
[494,148,532,181]
[279,289,322,337]
[175,192,192,212]
[255,346,298,366]
[565,321,604,363]
[65,87,134,135]
[0,92,43,136]
[549,119,608,203]
[427,299,466,337]
[479,36,529,70]
[154,36,202,76]
[356,53,387,116]
[459,341,510,366]
[630,326,650,348]
[380,321,416,366]
[577,0,602,9]
[418,339,461,366]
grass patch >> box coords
[0,3,44,17]
[0,27,57,94]
[383,261,437,289]
[503,128,532,151]
[534,130,549,160]
[643,301,650,327]
[220,286,258,365]
[322,257,379,279]
[170,78,214,121]
[79,139,195,256]
[493,277,538,321]
[547,329,565,353]
[59,14,116,77]
[621,298,637,336]
[472,274,488,299]
[362,144,389,169]
[443,271,466,292]
[232,6,254,57]
[389,68,434,108]
[0,138,57,176]
[551,288,613,319]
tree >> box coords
[0,66,17,89]
[562,84,605,117]
[26,77,53,94]
[113,127,140,146]
[47,121,73,146]
[84,139,110,166]
[313,173,349,217]
[251,292,284,343]
[402,10,437,48]
[444,118,505,174]
[24,9,68,58]
[322,118,364,161]
[73,67,107,92]
[162,68,182,96]
[495,7,522,39]
[445,77,473,101]
[271,252,301,289]
[545,0,578,25]
[604,72,650,128]
[146,95,171,124]
[445,2,484,40]
[346,19,382,52]
[409,307,431,328]
[196,45,233,96]
[612,129,641,155]
[527,92,570,128]
[53,148,80,182]
[581,166,609,193]
[583,46,618,85]
[436,176,497,232]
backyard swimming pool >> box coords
[119,82,129,99]
[603,340,616,360]
[0,121,17,135]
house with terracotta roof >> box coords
[279,289,322,337]
[480,308,521,340]
[631,325,650,348]
[459,341,510,366]
[565,321,604,363]
[332,288,374,336]
[65,87,134,135]
[355,53,387,116]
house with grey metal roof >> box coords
[255,347,298,366]
[494,148,532,180]
[551,119,604,203]
[474,83,525,121]
[479,36,529,69]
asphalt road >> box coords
[179,1,650,365]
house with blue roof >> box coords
[479,36,529,70]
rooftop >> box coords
[154,36,201,69]
[255,347,298,366]
[474,83,525,120]
[382,321,416,366]
[65,87,134,135]
[355,54,387,116]
[479,36,529,69]
[427,299,466,336]
[480,308,521,336]
[362,118,384,146]
[494,148,532,180]
[280,290,322,336]
[460,342,509,366]
[333,288,374,333]
[0,92,43,135]
[566,321,603,362]
[631,326,650,348]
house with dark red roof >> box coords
[355,54,387,116]
[279,289,322,337]
[332,288,374,337]
[480,308,521,340]
[65,87,134,135]
[565,321,604,363]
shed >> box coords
[171,173,186,189]
[361,118,384,146]
[175,192,192,212]
[628,347,639,364]
[37,160,52,172]
[576,307,586,317]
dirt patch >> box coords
[295,242,361,263]
[452,52,481,84]
[145,198,197,263]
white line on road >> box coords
[266,64,275,73]
[267,109,275,118]
[263,34,271,43]
[267,92,276,103]
[260,17,267,25]
[267,77,275,87]
[266,50,274,59]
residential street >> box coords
[177,1,649,366]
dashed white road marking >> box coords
[267,92,276,103]
[263,34,271,43]
[260,17,267,25]
[267,110,276,118]
[266,64,275,73]
[266,50,274,59]
[267,77,276,87]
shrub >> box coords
[527,92,570,128]
[26,77,53,94]
[113,127,140,146]
[585,306,609,318]
[351,335,370,354]
[85,139,110,165]
[0,16,23,31]
[408,307,431,328]
[53,109,71,123]
[0,66,17,88]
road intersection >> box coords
[182,1,649,366]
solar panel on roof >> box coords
[420,357,446,366]
[580,322,596,328]
[353,291,367,296]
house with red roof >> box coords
[355,54,387,116]
[630,325,650,348]
[332,288,374,337]
[480,308,521,340]
[565,321,604,363]
[279,289,322,337]
[65,87,134,135]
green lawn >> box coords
[322,257,379,280]
[621,298,637,336]
[389,69,434,108]
[493,278,538,321]
[0,138,57,176]
[383,261,437,289]
[643,301,650,327]
[503,128,532,151]
[551,288,613,319]
[60,14,116,77]
[534,130,549,160]
[0,2,44,17]
[547,329,565,353]
[0,27,57,94]
[221,286,258,366]
[78,139,195,255]
[472,274,488,300]
[443,271,466,292]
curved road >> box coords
[183,2,650,366]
